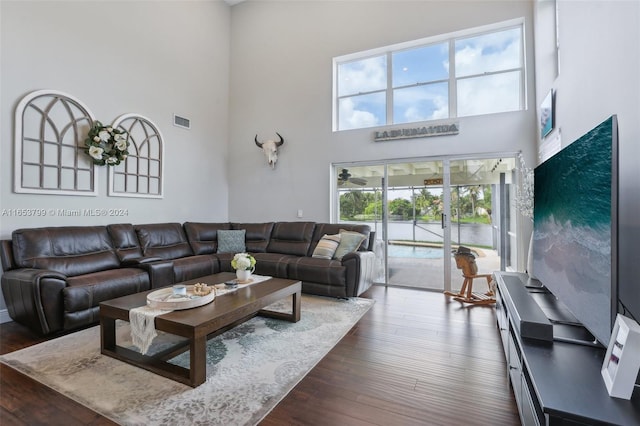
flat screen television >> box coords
[532,115,618,346]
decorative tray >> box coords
[147,284,216,310]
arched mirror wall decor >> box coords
[109,113,164,198]
[14,90,97,195]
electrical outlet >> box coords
[297,209,303,218]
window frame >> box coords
[333,18,526,132]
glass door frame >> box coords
[442,159,452,292]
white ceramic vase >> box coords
[236,269,252,282]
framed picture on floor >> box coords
[601,314,640,399]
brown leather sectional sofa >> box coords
[0,221,376,335]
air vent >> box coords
[173,114,191,129]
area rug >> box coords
[0,295,374,426]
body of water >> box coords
[354,220,495,248]
[388,244,444,259]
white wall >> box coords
[535,0,639,154]
[0,1,231,313]
[1,0,231,231]
[228,1,538,225]
[533,1,640,318]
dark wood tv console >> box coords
[493,271,640,425]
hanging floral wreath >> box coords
[84,120,129,166]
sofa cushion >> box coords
[172,255,218,282]
[217,229,246,253]
[184,222,231,255]
[107,223,144,262]
[232,222,274,253]
[311,234,341,260]
[287,256,347,286]
[252,252,297,278]
[135,223,193,260]
[267,222,315,256]
[215,252,236,272]
[11,226,120,277]
[64,268,150,312]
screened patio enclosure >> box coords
[334,156,518,292]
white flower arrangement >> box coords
[231,253,256,271]
[84,120,129,166]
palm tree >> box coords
[468,185,480,216]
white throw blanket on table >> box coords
[129,275,273,354]
[129,306,173,355]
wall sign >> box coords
[424,178,443,185]
[373,122,459,142]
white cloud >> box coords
[394,84,449,122]
[455,28,521,77]
[339,98,380,130]
[431,97,449,120]
[338,56,386,96]
[455,27,522,116]
[402,106,423,123]
[457,72,520,116]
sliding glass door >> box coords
[334,155,515,292]
[383,160,449,289]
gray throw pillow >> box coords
[333,230,366,260]
[217,229,246,253]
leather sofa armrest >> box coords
[120,256,164,267]
[1,268,68,335]
[135,259,175,289]
[340,251,376,297]
[0,239,16,272]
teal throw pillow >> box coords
[333,230,366,260]
[217,229,246,253]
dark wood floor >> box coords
[0,285,520,425]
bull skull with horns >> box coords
[254,132,284,168]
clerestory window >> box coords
[334,19,525,131]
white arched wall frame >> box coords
[108,113,164,199]
[14,89,97,196]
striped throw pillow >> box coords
[311,234,341,259]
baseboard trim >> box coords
[0,308,12,324]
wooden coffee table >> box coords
[99,272,301,387]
